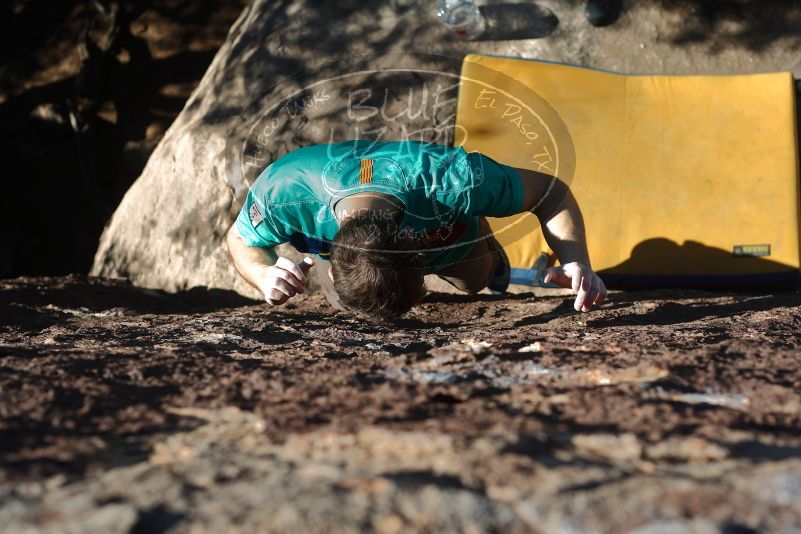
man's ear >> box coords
[328,265,335,282]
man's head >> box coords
[330,213,425,322]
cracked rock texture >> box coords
[2,276,801,531]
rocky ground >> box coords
[2,276,801,532]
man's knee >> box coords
[462,270,493,294]
[438,251,496,294]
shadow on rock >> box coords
[588,292,801,327]
[643,0,801,53]
[0,275,258,320]
[476,3,559,41]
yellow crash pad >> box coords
[455,54,800,289]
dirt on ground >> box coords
[1,276,800,532]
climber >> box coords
[227,140,606,322]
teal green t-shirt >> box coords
[235,140,523,273]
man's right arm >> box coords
[514,167,606,312]
[226,223,313,305]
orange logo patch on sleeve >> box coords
[359,158,374,184]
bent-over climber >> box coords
[227,140,606,321]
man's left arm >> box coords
[516,168,607,312]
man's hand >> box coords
[543,262,607,312]
[256,256,315,305]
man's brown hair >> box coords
[330,214,425,322]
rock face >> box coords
[90,0,801,298]
[3,276,801,531]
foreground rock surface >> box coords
[90,0,801,298]
[2,277,801,531]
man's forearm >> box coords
[226,225,278,292]
[514,168,605,309]
[534,181,591,268]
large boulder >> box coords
[91,0,801,298]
